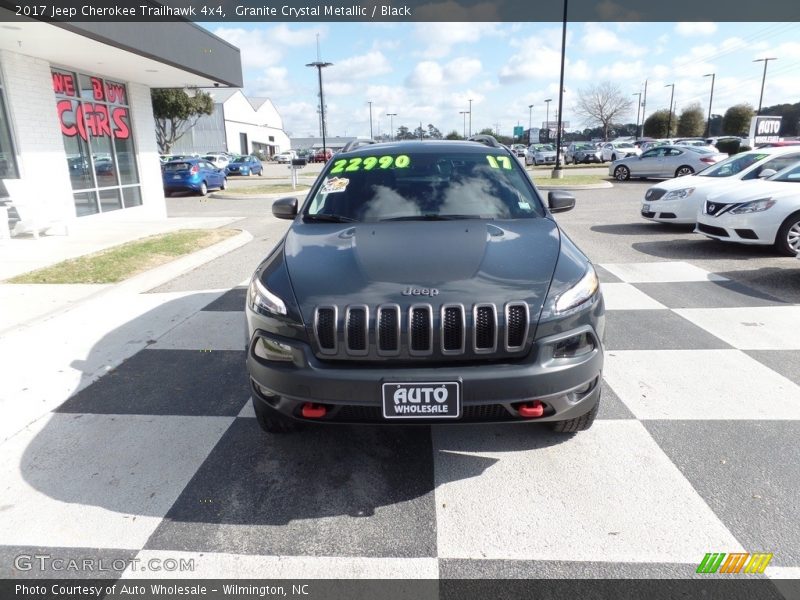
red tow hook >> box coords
[518,400,544,419]
[301,403,327,419]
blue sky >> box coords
[206,21,800,138]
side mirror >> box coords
[548,190,576,213]
[272,197,298,220]
[759,169,777,179]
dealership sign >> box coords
[749,115,781,145]
[51,71,131,141]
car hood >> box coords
[651,173,736,191]
[284,219,561,320]
[706,180,799,204]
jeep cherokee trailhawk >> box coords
[245,137,605,433]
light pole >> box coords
[544,98,552,141]
[703,73,715,137]
[306,60,333,158]
[528,104,533,143]
[459,110,468,139]
[386,113,397,141]
[753,57,777,114]
[641,79,648,138]
[367,101,373,139]
[552,0,568,176]
[664,83,675,137]
[632,92,642,140]
[468,98,473,137]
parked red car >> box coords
[312,148,333,163]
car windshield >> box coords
[304,149,544,222]
[697,152,770,177]
[575,143,592,149]
[535,145,554,151]
[770,162,800,182]
[230,156,246,163]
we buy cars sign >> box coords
[749,115,782,145]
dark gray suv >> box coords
[246,137,605,434]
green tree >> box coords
[396,125,414,140]
[643,109,676,138]
[722,103,754,136]
[427,124,443,139]
[151,88,214,154]
[445,130,462,140]
[574,81,633,141]
[677,103,705,137]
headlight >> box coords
[730,198,775,214]
[248,275,287,316]
[663,188,695,200]
[253,336,293,362]
[555,265,599,314]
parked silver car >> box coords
[609,145,727,181]
[565,142,602,164]
[601,142,640,162]
[526,143,557,166]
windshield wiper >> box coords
[304,213,357,223]
[379,214,481,221]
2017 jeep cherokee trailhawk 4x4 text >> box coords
[245,137,605,434]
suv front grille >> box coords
[312,301,530,360]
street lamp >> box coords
[703,73,715,137]
[544,98,552,141]
[459,110,468,139]
[386,112,397,141]
[552,0,568,177]
[664,83,675,137]
[468,98,473,137]
[528,104,533,143]
[632,92,642,140]
[753,57,777,114]
[306,60,333,158]
[367,101,373,139]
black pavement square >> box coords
[202,287,247,312]
[145,418,438,557]
[597,379,635,420]
[633,281,788,310]
[595,265,623,284]
[644,420,800,567]
[746,350,800,387]
[57,349,249,416]
[603,310,732,351]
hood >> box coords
[706,180,796,204]
[652,173,729,191]
[284,219,561,322]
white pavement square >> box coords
[600,283,668,311]
[432,421,742,563]
[600,262,728,283]
[603,349,800,420]
[675,306,800,350]
[0,413,232,549]
[149,310,246,351]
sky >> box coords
[204,21,800,139]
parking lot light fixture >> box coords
[306,60,333,159]
[468,99,473,137]
[664,83,675,137]
[528,104,533,142]
[459,110,468,139]
[703,74,715,138]
[386,113,397,141]
[544,99,552,141]
[552,0,567,178]
[753,58,777,115]
[632,92,642,140]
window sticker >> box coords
[486,155,512,170]
[321,177,350,194]
[329,154,411,174]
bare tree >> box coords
[574,82,633,141]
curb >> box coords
[210,189,309,200]
[4,229,253,333]
[536,181,614,190]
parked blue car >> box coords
[162,158,227,196]
[225,155,263,176]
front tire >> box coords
[775,211,800,256]
[220,177,227,190]
[253,398,302,433]
[614,165,630,181]
[550,395,600,433]
[675,165,694,177]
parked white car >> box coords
[695,161,800,255]
[203,153,230,169]
[640,147,800,224]
[601,142,640,162]
[275,151,298,164]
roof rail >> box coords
[467,134,501,148]
[340,139,378,153]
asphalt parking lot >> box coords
[2,177,800,589]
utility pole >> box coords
[664,83,675,137]
[753,57,777,114]
[632,92,642,140]
[544,98,552,141]
[367,101,373,139]
[552,0,568,177]
[703,73,715,137]
[528,104,533,143]
[459,110,468,139]
[386,112,396,141]
[468,98,473,137]
[641,79,648,138]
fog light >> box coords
[254,337,293,362]
[553,333,595,358]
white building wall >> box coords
[126,82,166,219]
[1,49,73,220]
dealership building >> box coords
[0,15,242,225]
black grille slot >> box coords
[735,228,759,240]
[463,404,512,421]
[645,188,666,201]
[506,304,527,349]
[474,305,496,351]
[316,307,336,351]
[409,306,432,353]
[346,306,367,353]
[705,201,731,216]
[442,306,464,352]
[378,306,399,353]
[697,223,729,237]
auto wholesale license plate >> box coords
[382,381,461,419]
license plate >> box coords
[172,174,181,179]
[642,204,650,212]
[382,381,461,419]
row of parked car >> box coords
[160,152,264,196]
[640,145,800,256]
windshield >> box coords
[304,150,544,222]
[534,145,554,151]
[231,156,246,163]
[698,152,769,178]
[771,162,800,182]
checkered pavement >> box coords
[2,260,799,583]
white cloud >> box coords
[444,57,482,84]
[329,51,392,81]
[251,67,292,96]
[598,60,645,81]
[413,22,501,58]
[270,24,327,47]
[581,23,622,51]
[212,27,283,69]
[406,61,445,87]
[675,22,718,36]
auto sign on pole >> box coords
[289,158,306,191]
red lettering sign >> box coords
[105,81,127,104]
[57,100,77,136]
[56,101,131,141]
[111,107,130,139]
[52,72,76,96]
[90,77,105,101]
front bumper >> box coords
[640,196,700,224]
[695,212,777,246]
[246,324,604,425]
